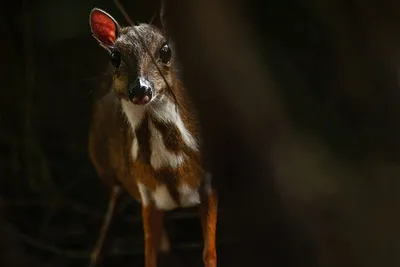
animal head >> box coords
[89,8,174,105]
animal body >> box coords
[87,7,218,267]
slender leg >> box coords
[157,228,171,266]
[199,188,218,267]
[142,203,165,267]
[89,185,121,267]
[159,228,170,253]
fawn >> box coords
[87,7,218,267]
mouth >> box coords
[132,90,154,105]
[133,95,151,105]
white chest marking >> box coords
[131,138,139,160]
[149,120,185,169]
[137,183,151,206]
[152,185,178,210]
[138,183,200,210]
[151,99,199,152]
[178,184,201,207]
[138,182,178,210]
[121,99,146,130]
[122,98,196,169]
[122,100,145,162]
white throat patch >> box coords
[121,98,198,168]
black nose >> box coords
[128,78,153,102]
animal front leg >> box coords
[200,186,218,267]
[89,185,121,267]
[142,203,164,267]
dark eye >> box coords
[110,49,121,68]
[159,43,171,64]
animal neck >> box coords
[120,88,199,169]
[120,94,182,132]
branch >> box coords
[88,186,121,267]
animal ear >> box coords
[149,0,168,38]
[89,8,120,49]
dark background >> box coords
[2,0,400,267]
[0,0,209,266]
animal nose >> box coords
[128,78,153,104]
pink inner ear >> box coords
[90,10,117,46]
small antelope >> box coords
[88,7,218,267]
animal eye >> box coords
[110,49,121,68]
[159,43,171,64]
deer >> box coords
[87,7,218,267]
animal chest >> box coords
[122,99,204,211]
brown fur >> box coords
[89,20,205,205]
[88,83,203,205]
[88,83,141,200]
[112,25,174,99]
[89,10,217,266]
